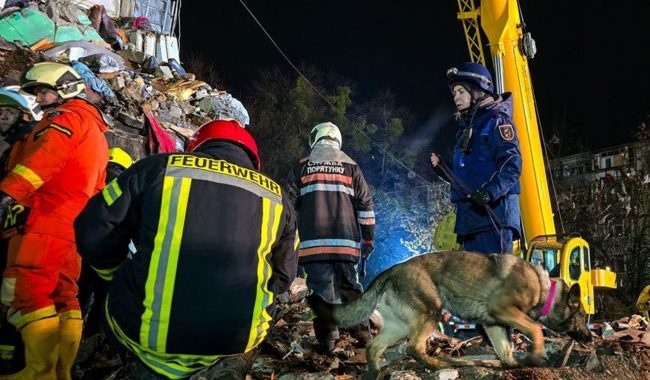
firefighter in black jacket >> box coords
[74,120,297,379]
[294,122,375,354]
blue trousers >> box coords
[461,228,514,254]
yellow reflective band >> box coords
[157,177,191,352]
[246,198,283,351]
[294,230,300,251]
[141,176,174,349]
[92,264,121,281]
[141,176,192,352]
[102,179,123,206]
[167,154,281,197]
[106,300,218,380]
[12,164,44,190]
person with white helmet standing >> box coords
[294,122,375,354]
[430,62,522,254]
[0,62,109,380]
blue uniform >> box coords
[450,93,522,253]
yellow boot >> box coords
[56,318,82,380]
[0,317,60,380]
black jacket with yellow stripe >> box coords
[74,142,297,378]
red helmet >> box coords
[186,119,261,170]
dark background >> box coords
[180,0,650,151]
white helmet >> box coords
[309,122,342,149]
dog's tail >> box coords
[307,272,390,328]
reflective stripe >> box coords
[298,246,360,257]
[358,217,376,225]
[165,166,281,203]
[245,198,283,351]
[102,179,123,206]
[166,155,281,198]
[293,231,300,251]
[301,173,352,185]
[300,183,354,196]
[107,302,217,379]
[141,176,191,352]
[357,211,375,218]
[9,305,57,328]
[298,239,360,249]
[12,164,43,189]
[92,264,121,281]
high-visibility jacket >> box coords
[0,98,109,240]
[74,142,298,379]
[293,144,375,264]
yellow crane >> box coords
[452,0,616,314]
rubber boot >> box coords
[0,317,60,380]
[313,318,338,355]
[56,318,82,380]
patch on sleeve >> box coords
[498,124,515,141]
[34,123,73,140]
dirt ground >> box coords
[73,298,650,380]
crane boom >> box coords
[452,0,617,314]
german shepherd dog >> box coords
[308,251,592,379]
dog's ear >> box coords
[568,285,581,311]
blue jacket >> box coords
[450,93,522,237]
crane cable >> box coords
[237,0,436,188]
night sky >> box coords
[180,1,650,151]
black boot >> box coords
[313,318,339,355]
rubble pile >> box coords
[0,0,248,161]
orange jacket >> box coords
[0,99,109,240]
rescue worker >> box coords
[77,147,133,339]
[0,88,40,374]
[0,62,109,380]
[294,122,375,354]
[430,62,522,254]
[74,119,297,379]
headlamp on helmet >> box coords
[446,62,495,95]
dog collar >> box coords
[540,279,557,316]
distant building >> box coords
[551,141,650,185]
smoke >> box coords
[406,105,454,154]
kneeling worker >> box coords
[75,119,297,379]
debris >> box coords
[584,350,601,371]
[601,322,615,338]
[433,368,459,380]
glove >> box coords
[361,240,374,259]
[469,188,491,206]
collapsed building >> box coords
[0,0,248,161]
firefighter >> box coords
[294,122,375,354]
[77,147,133,339]
[74,119,297,379]
[0,88,40,374]
[430,62,522,254]
[0,62,109,380]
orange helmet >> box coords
[186,119,260,170]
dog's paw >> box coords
[523,352,546,367]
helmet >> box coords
[309,122,342,149]
[20,62,85,100]
[108,147,134,170]
[0,87,42,121]
[186,119,261,170]
[446,62,495,95]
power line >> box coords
[237,0,436,187]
